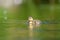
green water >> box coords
[0,4,60,40]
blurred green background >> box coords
[0,0,60,40]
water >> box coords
[2,19,56,40]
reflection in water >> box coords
[5,19,41,40]
[29,19,33,40]
[29,29,33,40]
